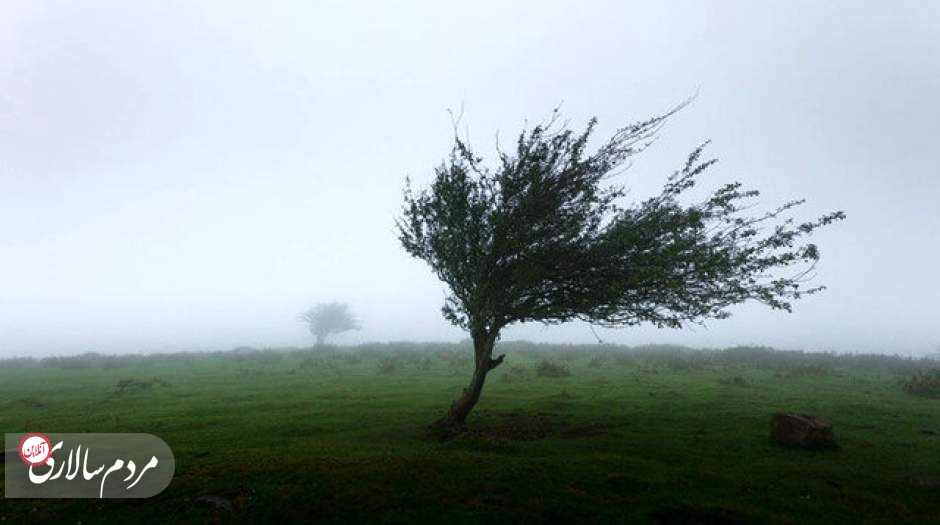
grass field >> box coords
[2,342,940,524]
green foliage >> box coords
[376,358,399,375]
[298,301,360,345]
[114,377,170,395]
[718,375,750,386]
[535,360,571,378]
[902,369,940,399]
[784,364,837,377]
[298,355,338,370]
[500,365,532,383]
[1,343,939,523]
[9,343,939,378]
[397,106,845,338]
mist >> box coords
[1,1,938,358]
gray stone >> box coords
[770,412,836,449]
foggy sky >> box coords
[1,1,938,357]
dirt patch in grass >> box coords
[557,423,609,438]
[466,412,611,441]
[8,397,46,408]
[467,412,555,441]
[603,474,656,496]
[651,505,751,525]
[113,377,170,395]
[452,494,514,511]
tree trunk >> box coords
[431,330,504,436]
[315,333,326,347]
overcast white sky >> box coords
[1,1,938,357]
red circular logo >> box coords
[19,433,52,467]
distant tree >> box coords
[397,105,845,434]
[298,302,359,346]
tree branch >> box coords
[487,354,506,371]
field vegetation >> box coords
[2,342,939,523]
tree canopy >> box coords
[397,106,844,432]
[298,302,360,346]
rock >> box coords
[770,412,836,449]
[195,495,233,512]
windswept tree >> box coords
[397,106,844,434]
[298,302,359,346]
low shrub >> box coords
[535,360,571,378]
[299,356,337,370]
[902,370,940,399]
[376,359,398,375]
[784,364,836,377]
[501,366,532,383]
[114,377,169,395]
[718,375,749,386]
[416,357,433,371]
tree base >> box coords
[427,416,467,440]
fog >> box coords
[1,1,938,357]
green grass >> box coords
[2,343,940,524]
